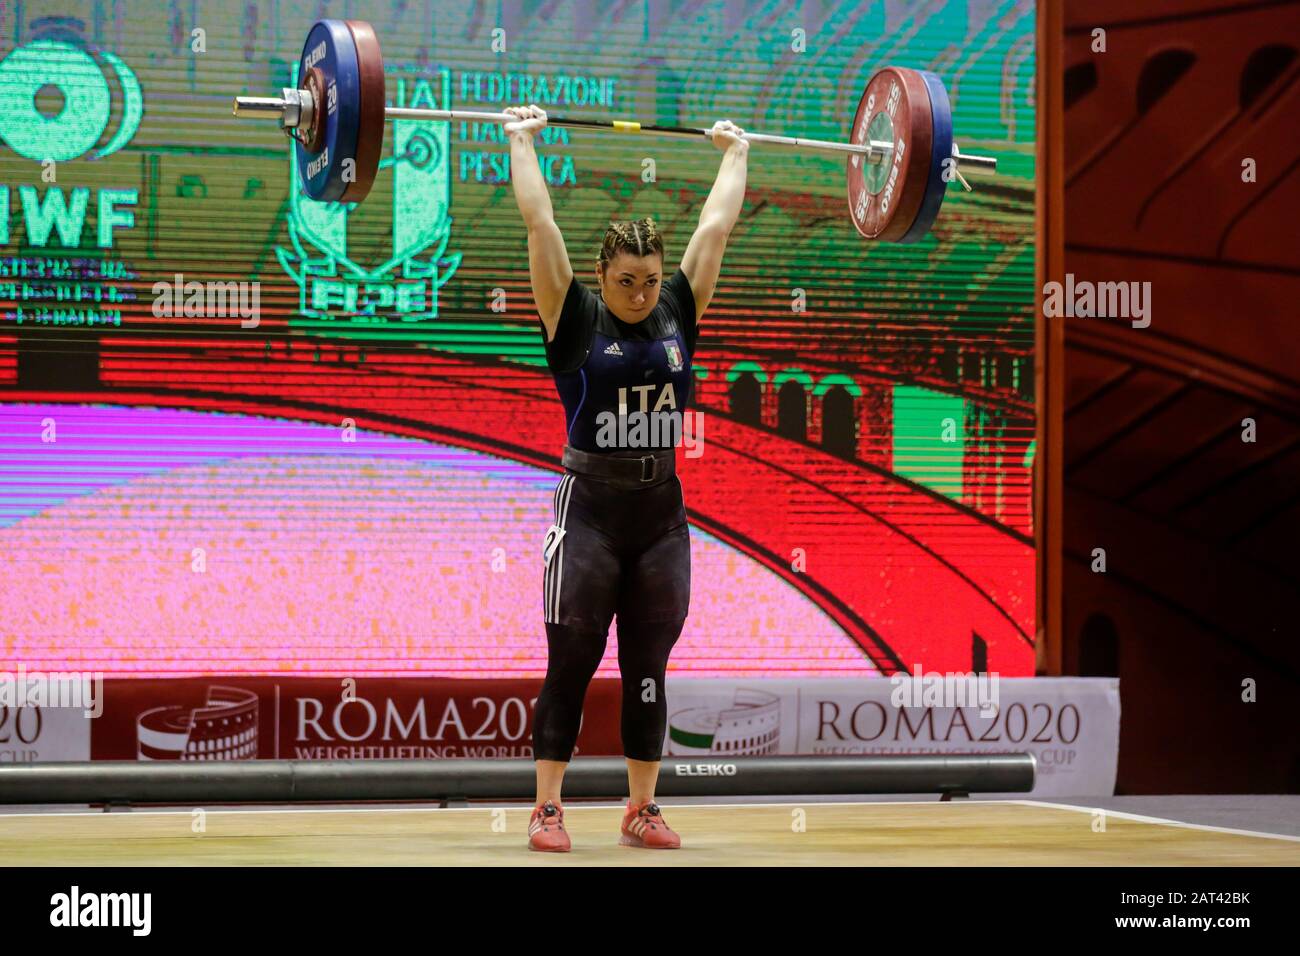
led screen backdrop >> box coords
[0,0,1037,678]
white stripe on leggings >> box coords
[545,476,560,623]
[546,475,574,624]
[545,475,575,624]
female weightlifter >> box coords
[505,103,748,851]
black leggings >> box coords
[533,470,691,762]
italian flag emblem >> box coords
[664,340,684,371]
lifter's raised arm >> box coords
[506,105,573,343]
[679,119,749,320]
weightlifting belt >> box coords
[562,444,676,489]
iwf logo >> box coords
[277,69,461,327]
[0,24,142,254]
[0,32,142,163]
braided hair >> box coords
[598,217,665,268]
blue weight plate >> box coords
[295,19,362,202]
[900,70,954,244]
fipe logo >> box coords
[277,70,460,326]
[675,763,738,777]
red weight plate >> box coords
[341,20,386,203]
[845,67,934,241]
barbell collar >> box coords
[278,88,314,134]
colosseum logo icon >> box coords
[136,686,260,760]
[667,689,781,756]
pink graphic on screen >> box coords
[0,405,870,677]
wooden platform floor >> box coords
[2,800,1297,866]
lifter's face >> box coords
[596,253,663,323]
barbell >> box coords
[232,19,997,243]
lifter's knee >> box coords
[532,623,608,762]
[615,616,685,762]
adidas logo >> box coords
[603,342,624,356]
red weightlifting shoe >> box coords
[528,800,571,852]
[619,799,681,849]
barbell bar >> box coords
[234,94,997,170]
[230,18,998,242]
